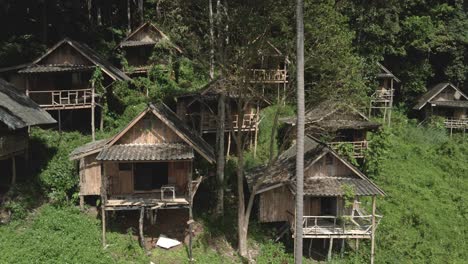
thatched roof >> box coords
[0,79,56,130]
[96,143,193,161]
[413,83,468,110]
[281,100,380,131]
[246,136,385,197]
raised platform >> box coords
[104,195,189,211]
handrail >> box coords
[27,88,93,108]
[444,118,468,128]
[248,69,288,83]
[328,140,368,158]
[198,113,259,131]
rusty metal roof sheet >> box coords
[96,143,194,161]
[18,64,96,73]
[0,79,56,130]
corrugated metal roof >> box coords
[0,79,56,130]
[69,138,109,160]
[19,64,96,73]
[428,100,468,109]
[120,40,157,47]
[293,177,384,196]
[96,143,194,161]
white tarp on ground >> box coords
[156,236,181,249]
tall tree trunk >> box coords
[127,0,132,33]
[236,119,247,257]
[208,0,215,79]
[87,0,92,24]
[41,0,47,43]
[215,92,226,216]
[138,0,144,24]
[294,0,305,263]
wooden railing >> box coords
[0,135,28,158]
[371,88,394,103]
[27,88,93,110]
[293,215,382,237]
[248,69,288,83]
[444,118,468,129]
[199,113,258,132]
[328,140,368,158]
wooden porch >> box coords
[26,88,94,110]
[198,113,259,133]
[299,215,382,239]
[248,69,288,83]
[444,118,468,129]
[328,140,368,159]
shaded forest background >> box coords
[0,0,466,106]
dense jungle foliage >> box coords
[0,0,466,263]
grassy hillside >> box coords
[0,113,466,263]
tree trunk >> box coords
[41,0,47,43]
[127,0,132,33]
[236,125,247,257]
[208,0,215,79]
[294,0,305,263]
[138,0,144,24]
[215,92,226,216]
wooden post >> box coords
[253,104,259,159]
[388,79,394,127]
[340,239,345,257]
[308,239,313,257]
[370,195,377,264]
[139,207,145,250]
[187,162,194,262]
[355,239,359,251]
[328,238,334,261]
[79,195,84,211]
[101,163,107,247]
[58,110,62,133]
[101,204,106,247]
[100,106,104,131]
[11,156,16,185]
[91,83,96,141]
[226,132,231,158]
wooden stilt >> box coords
[370,196,377,264]
[308,239,313,257]
[139,207,145,250]
[11,156,16,185]
[340,239,345,257]
[226,132,231,158]
[100,106,104,131]
[79,195,84,211]
[253,104,259,159]
[187,163,194,262]
[58,110,62,133]
[328,238,334,261]
[91,84,96,141]
[355,239,359,251]
[101,205,106,247]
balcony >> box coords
[248,69,288,84]
[444,118,468,129]
[199,113,258,133]
[27,88,93,110]
[328,140,368,158]
[0,135,28,159]
[291,215,382,239]
[371,88,394,103]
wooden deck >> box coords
[27,88,94,110]
[248,69,288,83]
[444,118,468,129]
[105,194,189,211]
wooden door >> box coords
[119,170,133,194]
[305,197,321,216]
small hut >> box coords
[176,77,269,154]
[282,100,380,159]
[413,82,468,134]
[247,136,384,261]
[70,102,214,247]
[0,79,56,191]
[116,22,183,76]
[369,63,400,125]
[0,38,131,139]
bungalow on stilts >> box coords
[413,82,468,135]
[0,38,131,140]
[0,79,56,196]
[246,136,385,262]
[281,100,380,159]
[369,63,400,126]
[70,102,214,251]
[116,22,183,77]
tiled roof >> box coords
[19,64,96,73]
[96,143,193,161]
[69,138,109,160]
[0,79,56,130]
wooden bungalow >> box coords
[0,38,131,139]
[369,63,400,125]
[116,22,183,76]
[176,77,269,155]
[247,40,289,101]
[413,82,468,134]
[281,100,380,159]
[246,136,385,261]
[70,102,214,248]
[0,79,56,192]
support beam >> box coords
[101,163,107,247]
[187,162,194,262]
[11,156,16,185]
[340,239,345,257]
[79,195,84,211]
[101,205,106,247]
[139,207,145,250]
[370,195,377,264]
[91,83,96,141]
[328,238,334,261]
[308,239,313,257]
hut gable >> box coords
[115,112,182,145]
[118,22,182,53]
[377,62,400,82]
[413,83,468,110]
[18,39,131,81]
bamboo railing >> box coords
[199,113,258,132]
[248,69,288,83]
[27,88,93,110]
[444,118,468,129]
[328,140,368,158]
